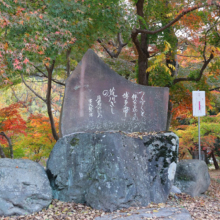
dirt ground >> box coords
[209,169,220,180]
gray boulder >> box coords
[46,131,179,211]
[174,159,210,197]
[0,159,52,216]
[170,185,182,194]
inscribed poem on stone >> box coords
[60,49,169,137]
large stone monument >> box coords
[60,49,169,137]
[47,131,179,212]
[47,49,179,212]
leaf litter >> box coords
[0,170,220,220]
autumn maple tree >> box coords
[15,114,58,162]
[0,102,26,158]
[175,115,220,169]
[0,0,127,141]
[98,0,220,129]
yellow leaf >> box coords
[164,40,171,48]
[158,203,165,207]
[153,210,159,212]
[168,63,176,70]
[163,65,172,75]
[166,13,172,17]
[146,66,153,72]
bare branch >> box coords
[210,87,220,91]
[20,73,46,102]
[134,2,219,35]
[11,86,21,102]
[97,38,115,58]
[177,54,202,58]
[172,51,214,85]
[97,33,128,58]
[66,47,71,77]
[32,64,65,86]
[11,87,28,108]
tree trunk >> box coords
[211,151,219,170]
[166,97,173,131]
[138,55,149,85]
[0,144,6,158]
[66,47,71,78]
[46,61,59,141]
[0,132,13,158]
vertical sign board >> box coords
[192,91,206,117]
[192,91,206,160]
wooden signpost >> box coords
[192,91,206,160]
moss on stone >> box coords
[70,137,79,147]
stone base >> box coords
[47,131,179,211]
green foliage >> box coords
[174,115,220,159]
[148,64,173,87]
[102,57,136,80]
[0,0,127,86]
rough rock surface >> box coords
[174,159,210,197]
[95,207,192,220]
[46,131,179,211]
[0,159,52,216]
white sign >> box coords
[192,91,206,117]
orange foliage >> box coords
[0,102,26,145]
[201,135,216,151]
[19,113,58,161]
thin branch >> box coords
[21,73,46,102]
[11,87,28,108]
[149,52,160,58]
[210,87,220,91]
[172,51,214,85]
[45,60,55,75]
[97,33,128,58]
[32,64,65,86]
[134,2,219,35]
[11,86,21,102]
[66,47,71,77]
[203,40,207,62]
[97,38,115,58]
[4,27,7,38]
[177,54,202,58]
